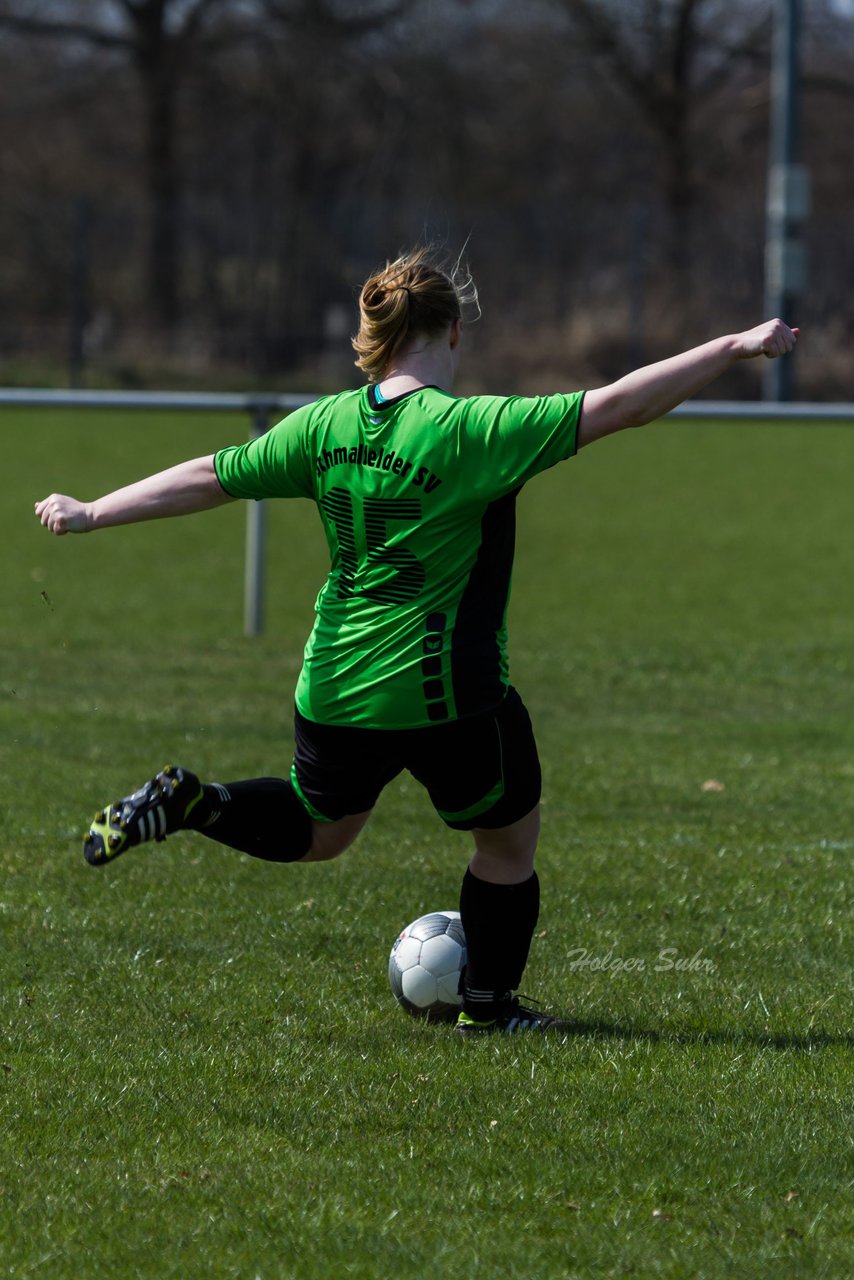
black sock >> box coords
[459,867,540,1013]
[187,777,312,863]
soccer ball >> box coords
[388,910,467,1022]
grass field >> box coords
[1,407,852,1279]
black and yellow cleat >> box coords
[83,765,205,867]
[454,996,570,1036]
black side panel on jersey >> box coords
[450,487,520,718]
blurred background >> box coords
[0,0,852,397]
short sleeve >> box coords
[214,409,315,500]
[461,391,584,493]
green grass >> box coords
[1,408,852,1278]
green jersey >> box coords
[215,384,582,728]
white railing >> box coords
[3,387,317,636]
[4,387,852,634]
[3,387,853,418]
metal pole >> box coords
[244,406,270,637]
[69,198,91,389]
[763,0,808,402]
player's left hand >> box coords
[735,319,799,360]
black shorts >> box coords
[291,686,541,830]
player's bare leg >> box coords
[468,805,540,884]
[298,810,373,863]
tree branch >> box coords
[179,0,229,44]
[0,12,133,50]
[260,0,415,39]
[803,70,854,100]
[557,0,655,109]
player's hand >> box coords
[735,319,799,360]
[34,494,91,535]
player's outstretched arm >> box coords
[577,319,799,449]
[35,455,234,536]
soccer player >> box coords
[35,248,797,1034]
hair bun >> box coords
[352,245,476,382]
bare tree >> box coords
[552,0,772,274]
[0,0,232,328]
[220,0,416,370]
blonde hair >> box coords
[352,245,478,382]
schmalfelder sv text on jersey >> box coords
[215,384,583,728]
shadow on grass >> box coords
[564,1018,853,1052]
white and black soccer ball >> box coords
[388,910,467,1022]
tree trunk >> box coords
[130,2,182,331]
[141,57,180,330]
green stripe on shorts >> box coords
[289,764,335,823]
[435,776,505,824]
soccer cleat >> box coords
[83,765,204,867]
[454,995,570,1035]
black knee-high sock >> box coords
[186,778,312,863]
[459,867,540,1009]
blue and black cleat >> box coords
[83,765,204,866]
[454,995,570,1035]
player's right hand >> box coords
[34,494,90,535]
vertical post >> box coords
[628,204,648,370]
[763,0,808,402]
[69,197,91,389]
[244,405,270,637]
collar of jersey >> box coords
[367,383,440,410]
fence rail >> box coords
[5,387,318,636]
[0,388,316,413]
[5,387,853,635]
[3,387,854,418]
